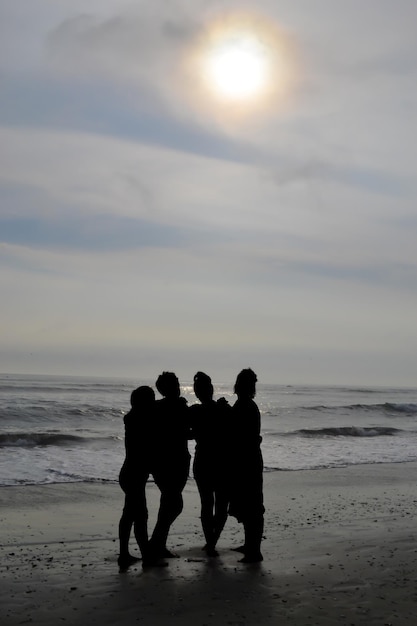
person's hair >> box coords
[234,368,257,399]
[130,385,155,408]
[155,371,179,397]
[193,371,213,401]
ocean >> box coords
[0,373,416,487]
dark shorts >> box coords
[152,454,190,493]
[119,464,149,494]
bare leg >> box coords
[149,489,183,557]
[132,490,149,557]
[200,492,215,546]
[213,488,229,546]
[150,461,189,559]
[118,502,142,569]
[118,505,134,560]
[195,472,218,555]
[118,477,149,569]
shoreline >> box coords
[2,455,417,489]
[1,463,417,625]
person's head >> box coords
[155,371,181,399]
[130,385,155,409]
[234,368,257,399]
[193,371,214,403]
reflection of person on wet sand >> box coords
[229,368,265,563]
[148,372,191,560]
[118,385,155,570]
[189,371,232,556]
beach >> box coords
[1,463,417,625]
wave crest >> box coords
[297,426,401,438]
[305,402,417,415]
[0,432,86,448]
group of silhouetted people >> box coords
[118,368,264,570]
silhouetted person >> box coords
[118,385,155,570]
[229,368,264,563]
[148,372,191,559]
[190,371,232,556]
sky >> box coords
[1,0,416,386]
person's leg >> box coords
[150,464,188,557]
[237,464,264,562]
[132,479,149,558]
[195,470,216,550]
[212,486,229,547]
[118,471,151,567]
[118,494,142,569]
[228,478,247,553]
[149,487,183,556]
[201,492,218,554]
[118,469,132,563]
[150,456,190,558]
[119,495,133,558]
[240,514,264,562]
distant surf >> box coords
[295,426,402,438]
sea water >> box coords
[0,373,416,486]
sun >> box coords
[204,32,270,102]
[189,13,295,112]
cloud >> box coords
[45,4,203,109]
[1,124,416,289]
[1,235,416,386]
[0,126,320,237]
[44,2,301,134]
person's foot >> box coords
[231,545,246,553]
[203,544,219,557]
[117,554,141,571]
[160,547,179,558]
[147,543,179,559]
[239,552,263,563]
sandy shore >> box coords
[1,463,417,625]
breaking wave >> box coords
[0,432,114,448]
[296,426,402,438]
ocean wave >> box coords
[46,468,119,484]
[0,475,120,487]
[296,426,402,438]
[65,405,124,417]
[0,379,132,394]
[263,458,417,472]
[0,405,124,422]
[0,432,98,448]
[304,402,417,415]
[383,402,417,414]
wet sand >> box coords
[1,463,417,625]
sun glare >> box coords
[190,13,295,114]
[204,33,270,101]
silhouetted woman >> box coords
[229,368,264,563]
[190,371,232,556]
[118,385,155,570]
[148,372,191,559]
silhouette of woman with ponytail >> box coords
[190,371,232,556]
